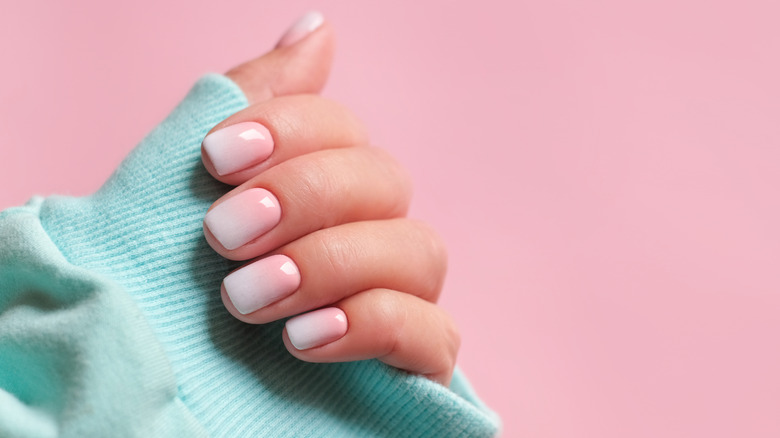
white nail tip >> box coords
[277,11,325,48]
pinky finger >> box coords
[281,289,460,386]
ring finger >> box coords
[220,218,447,323]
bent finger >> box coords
[282,289,461,386]
[225,11,334,103]
[220,219,447,323]
[201,95,368,185]
[203,146,412,260]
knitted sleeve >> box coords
[0,74,501,438]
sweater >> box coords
[0,74,501,437]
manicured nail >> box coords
[286,307,348,350]
[204,188,281,250]
[203,122,274,176]
[224,255,300,314]
[277,11,324,48]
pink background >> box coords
[2,1,779,436]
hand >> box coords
[201,13,459,385]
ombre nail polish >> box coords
[286,307,348,350]
[203,122,274,176]
[276,11,325,48]
[224,255,300,314]
[204,188,281,250]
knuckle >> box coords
[314,228,363,281]
[438,311,461,376]
[445,315,462,359]
[320,97,371,145]
[407,219,449,298]
[279,156,342,227]
[364,147,413,211]
[415,220,448,272]
[366,289,409,356]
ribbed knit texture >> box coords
[0,74,500,437]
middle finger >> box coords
[203,146,412,260]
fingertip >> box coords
[226,15,335,103]
[280,290,458,386]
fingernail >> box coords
[224,255,300,314]
[204,188,281,250]
[276,11,324,48]
[203,122,274,176]
[286,307,348,350]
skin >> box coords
[202,20,459,385]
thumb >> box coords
[226,11,334,103]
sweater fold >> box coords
[0,74,500,437]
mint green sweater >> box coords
[0,75,500,437]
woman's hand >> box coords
[202,13,459,385]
